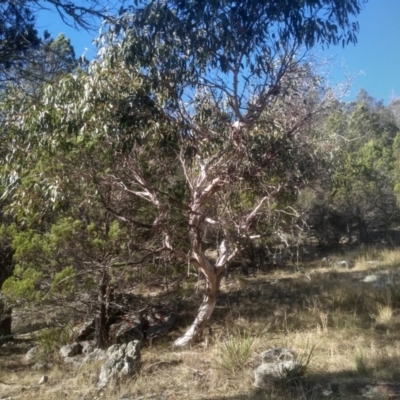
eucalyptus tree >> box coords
[104,0,366,346]
[3,0,367,347]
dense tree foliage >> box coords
[301,90,400,244]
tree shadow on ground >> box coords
[0,339,35,372]
[194,255,400,332]
[199,356,400,399]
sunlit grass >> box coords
[213,329,258,374]
[354,246,400,271]
[375,304,393,324]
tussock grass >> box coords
[375,304,394,324]
[213,329,259,374]
[35,327,71,356]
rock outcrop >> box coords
[97,341,141,390]
[59,342,83,358]
[254,347,300,389]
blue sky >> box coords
[324,0,400,104]
[37,0,400,104]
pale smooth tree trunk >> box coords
[173,236,229,347]
[173,266,224,347]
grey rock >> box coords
[80,340,95,354]
[60,342,83,358]
[363,274,379,283]
[25,346,39,361]
[260,347,295,363]
[254,361,300,388]
[254,347,300,389]
[97,341,141,390]
[109,314,144,344]
[73,319,95,342]
[338,260,349,268]
[32,361,53,370]
[83,348,108,363]
[38,375,48,385]
[362,274,393,288]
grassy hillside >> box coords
[2,246,400,399]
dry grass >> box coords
[2,246,400,399]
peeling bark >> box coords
[174,265,223,347]
[174,231,228,347]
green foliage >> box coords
[112,0,363,86]
[302,89,400,244]
[51,266,75,294]
[11,229,54,262]
[2,266,42,301]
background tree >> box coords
[0,27,80,340]
[0,0,119,88]
[301,89,400,245]
[2,32,77,97]
[0,62,167,348]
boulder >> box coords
[60,342,83,358]
[73,319,95,341]
[254,361,300,388]
[254,347,300,389]
[83,348,108,363]
[109,314,143,344]
[80,340,95,354]
[64,356,84,368]
[26,346,39,361]
[97,340,141,390]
